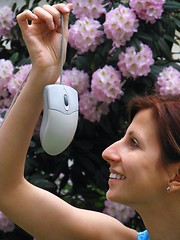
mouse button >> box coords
[64,93,69,106]
[45,85,66,113]
[64,86,79,113]
[63,92,69,111]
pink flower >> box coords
[79,91,109,122]
[91,65,123,104]
[103,200,136,223]
[129,0,165,24]
[67,0,106,19]
[156,66,180,95]
[61,68,90,95]
[0,59,14,91]
[0,6,16,38]
[69,17,104,54]
[117,43,154,79]
[103,4,139,47]
[0,211,15,233]
[7,64,32,96]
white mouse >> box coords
[40,84,79,156]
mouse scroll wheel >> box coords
[64,94,69,107]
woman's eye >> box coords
[130,138,139,149]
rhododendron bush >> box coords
[0,0,179,239]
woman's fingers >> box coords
[33,6,56,30]
[16,10,38,32]
[42,5,62,29]
[33,3,71,31]
[17,3,72,32]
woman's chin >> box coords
[106,189,118,202]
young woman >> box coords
[0,3,179,240]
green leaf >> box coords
[25,0,31,5]
[164,34,179,45]
[165,18,176,38]
[153,41,161,57]
[171,16,180,28]
[157,37,172,60]
[150,65,164,77]
[136,32,154,43]
[12,3,17,12]
[164,1,180,11]
[9,52,19,64]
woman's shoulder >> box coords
[137,230,149,240]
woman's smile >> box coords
[109,172,126,180]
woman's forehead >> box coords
[128,109,160,141]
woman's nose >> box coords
[102,141,121,163]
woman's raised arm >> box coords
[0,3,72,192]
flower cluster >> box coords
[129,0,165,24]
[69,17,104,54]
[0,59,31,118]
[156,66,180,95]
[0,211,15,233]
[67,0,106,19]
[0,60,14,115]
[7,64,32,96]
[103,200,136,223]
[79,91,109,122]
[0,6,16,38]
[61,68,90,94]
[103,4,139,47]
[0,59,14,91]
[118,43,154,79]
[91,65,123,103]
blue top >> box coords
[137,230,149,240]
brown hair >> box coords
[128,94,180,164]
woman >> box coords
[0,3,179,240]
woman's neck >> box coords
[137,202,180,240]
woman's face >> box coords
[102,109,169,208]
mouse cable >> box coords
[1,14,65,124]
[59,13,65,85]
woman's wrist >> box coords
[28,66,60,88]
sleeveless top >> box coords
[137,230,149,240]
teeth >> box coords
[110,173,126,180]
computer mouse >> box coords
[40,84,79,156]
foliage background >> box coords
[0,0,179,239]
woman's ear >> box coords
[168,165,180,193]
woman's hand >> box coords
[16,3,72,78]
